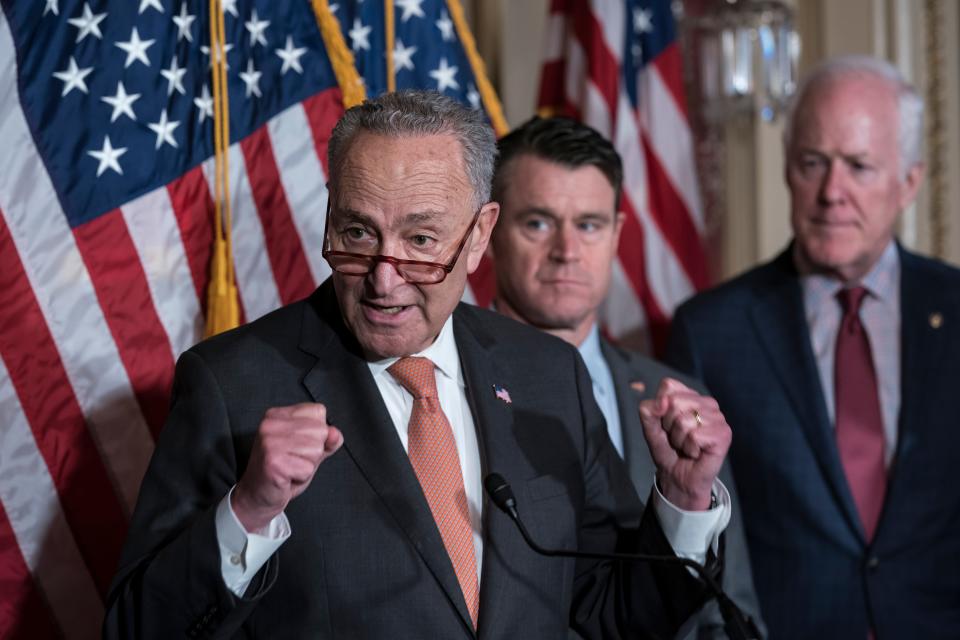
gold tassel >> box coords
[205,236,240,336]
[385,0,396,92]
[204,0,240,337]
[446,0,509,137]
[311,0,367,107]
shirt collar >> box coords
[366,315,463,387]
[578,322,602,361]
[800,240,900,310]
[576,323,606,384]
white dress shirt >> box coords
[215,316,728,596]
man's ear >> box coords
[899,162,925,211]
[467,202,500,273]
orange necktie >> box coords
[388,356,480,627]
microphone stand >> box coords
[484,473,762,640]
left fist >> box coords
[639,378,731,511]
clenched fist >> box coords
[231,403,343,532]
[639,378,731,511]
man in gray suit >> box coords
[104,92,736,638]
[488,116,765,639]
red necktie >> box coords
[834,287,887,541]
[388,356,480,628]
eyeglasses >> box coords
[321,201,482,285]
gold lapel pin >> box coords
[929,312,943,329]
[630,381,646,393]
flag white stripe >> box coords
[561,36,585,110]
[0,17,154,514]
[542,12,566,62]
[203,151,283,322]
[588,0,626,61]
[639,66,705,232]
[121,188,204,359]
[601,259,648,343]
[0,356,104,639]
[617,91,696,311]
[267,103,332,285]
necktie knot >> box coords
[837,286,869,317]
[388,356,438,399]
[837,286,869,334]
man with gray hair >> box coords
[104,90,736,639]
[667,55,960,639]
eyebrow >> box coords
[796,148,871,161]
[519,207,613,222]
[332,207,449,228]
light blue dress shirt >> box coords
[578,324,625,458]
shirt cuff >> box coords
[652,479,732,565]
[215,486,291,596]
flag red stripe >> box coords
[570,0,619,120]
[640,135,709,288]
[467,256,495,308]
[0,212,127,597]
[651,44,689,119]
[301,87,344,178]
[168,167,215,311]
[0,501,62,640]
[240,128,316,305]
[537,59,567,112]
[73,210,174,438]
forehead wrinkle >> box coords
[332,206,455,236]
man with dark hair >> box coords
[489,115,765,639]
[667,56,960,639]
[103,92,736,639]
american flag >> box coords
[0,1,501,637]
[538,0,708,352]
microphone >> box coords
[483,472,762,640]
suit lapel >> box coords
[600,339,656,486]
[748,253,864,540]
[298,286,476,635]
[452,311,531,639]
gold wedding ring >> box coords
[692,409,703,427]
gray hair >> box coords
[327,90,497,209]
[783,55,924,176]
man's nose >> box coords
[549,223,581,262]
[818,159,847,204]
[367,258,406,296]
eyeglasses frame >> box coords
[321,199,484,285]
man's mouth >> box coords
[374,305,406,315]
[361,301,413,319]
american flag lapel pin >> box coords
[493,384,512,404]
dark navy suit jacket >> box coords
[104,280,710,639]
[666,245,960,639]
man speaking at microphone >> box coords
[104,91,734,639]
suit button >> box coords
[866,555,880,570]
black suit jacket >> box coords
[600,340,765,639]
[666,245,960,639]
[104,280,710,639]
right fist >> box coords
[231,403,343,532]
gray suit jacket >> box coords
[600,338,766,639]
[103,281,713,639]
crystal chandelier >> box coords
[683,0,800,123]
